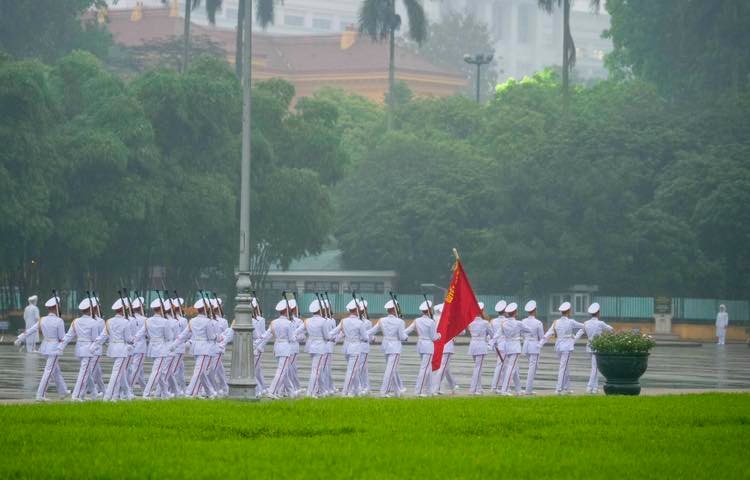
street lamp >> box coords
[463,53,494,103]
[421,283,448,298]
[228,5,256,400]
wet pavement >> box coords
[1,342,749,401]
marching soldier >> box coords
[133,298,175,399]
[209,298,231,397]
[22,295,40,352]
[542,302,585,395]
[367,299,408,398]
[432,303,458,395]
[303,299,331,398]
[287,299,304,396]
[169,297,189,396]
[321,298,337,396]
[575,302,614,394]
[259,300,297,399]
[128,296,148,391]
[329,299,368,397]
[404,300,441,397]
[57,298,101,401]
[89,297,107,397]
[467,302,492,395]
[14,295,69,401]
[92,299,135,401]
[495,303,527,396]
[521,300,544,395]
[172,298,218,399]
[251,297,267,398]
[489,300,507,394]
[358,299,373,396]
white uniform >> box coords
[322,316,337,395]
[432,311,457,394]
[489,316,506,392]
[59,315,100,401]
[367,315,407,397]
[575,317,614,393]
[304,314,331,397]
[521,315,545,394]
[128,313,148,389]
[93,315,135,401]
[716,310,729,345]
[88,315,107,396]
[467,317,491,395]
[134,314,175,399]
[208,315,230,395]
[251,315,267,397]
[542,316,585,393]
[287,316,304,394]
[261,315,296,398]
[15,314,68,400]
[405,315,440,396]
[330,315,369,396]
[174,314,218,398]
[494,318,531,395]
[23,303,40,352]
[168,314,189,395]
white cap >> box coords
[504,302,518,314]
[434,303,444,313]
[209,299,219,309]
[251,297,259,308]
[90,297,100,308]
[193,298,208,310]
[44,296,60,308]
[346,299,362,311]
[172,298,184,307]
[558,301,572,312]
[419,300,433,312]
[494,300,507,313]
[275,299,290,312]
[524,300,537,313]
[478,302,485,310]
[78,298,94,311]
[163,298,174,311]
[28,295,38,303]
[588,302,601,315]
[132,297,145,309]
[384,299,398,310]
[288,298,297,309]
[150,298,165,310]
[308,299,321,313]
[111,299,126,311]
[361,299,368,308]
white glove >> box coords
[126,344,134,353]
[13,339,21,347]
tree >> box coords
[359,0,427,130]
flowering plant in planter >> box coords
[591,331,656,353]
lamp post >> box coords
[228,2,256,400]
[463,53,494,103]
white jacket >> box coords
[94,315,134,358]
[367,315,407,355]
[521,316,545,355]
[17,314,65,355]
[543,316,585,352]
[405,316,440,354]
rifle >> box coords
[314,292,325,318]
[124,288,136,318]
[155,290,168,318]
[252,290,263,317]
[163,290,177,320]
[360,296,369,320]
[212,291,224,318]
[388,291,402,318]
[422,293,434,320]
[51,289,61,318]
[199,290,214,319]
[292,291,300,320]
[352,291,363,320]
[323,291,333,320]
[118,290,130,320]
[282,291,292,319]
[173,290,184,318]
[133,290,144,316]
[92,291,103,319]
[86,290,95,317]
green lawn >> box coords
[1,394,748,479]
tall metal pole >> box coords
[228,2,256,400]
[475,63,481,103]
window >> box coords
[551,294,572,314]
[517,4,534,44]
[492,3,503,40]
[284,14,305,27]
[312,17,332,30]
[304,281,340,293]
[264,280,297,291]
[574,294,589,315]
[347,282,384,294]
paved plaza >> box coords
[1,341,749,401]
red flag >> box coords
[432,259,481,371]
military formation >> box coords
[15,291,616,401]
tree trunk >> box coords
[562,0,571,106]
[387,23,396,130]
[235,0,245,78]
[182,0,192,73]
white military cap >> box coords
[193,298,207,310]
[384,299,398,310]
[172,298,184,307]
[78,298,93,310]
[494,300,507,313]
[346,299,362,311]
[28,295,38,302]
[434,303,444,313]
[419,300,433,312]
[288,298,297,309]
[524,300,537,313]
[361,299,368,308]
[150,298,165,310]
[308,299,321,313]
[588,302,601,315]
[44,296,59,308]
[90,297,100,308]
[208,299,219,309]
[251,297,259,308]
[132,297,145,309]
[478,302,485,310]
[275,299,289,312]
[505,302,518,314]
[558,301,572,312]
[163,298,174,310]
[111,299,126,311]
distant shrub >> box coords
[591,331,656,353]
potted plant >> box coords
[591,331,656,396]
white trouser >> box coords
[287,353,300,392]
[167,353,185,395]
[587,353,599,391]
[143,357,170,398]
[92,356,105,393]
[432,353,456,394]
[470,355,485,394]
[25,333,37,352]
[717,328,726,345]
[380,353,401,396]
[269,355,292,397]
[254,351,266,395]
[525,353,539,393]
[307,354,325,397]
[556,351,572,392]
[72,357,95,400]
[323,351,336,394]
[129,353,146,388]
[500,353,521,394]
[358,353,370,393]
[186,355,216,398]
[37,355,67,400]
[104,357,130,401]
[414,353,433,395]
[342,353,361,396]
[209,353,228,394]
[491,350,505,391]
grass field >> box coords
[1,394,748,479]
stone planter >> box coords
[595,352,650,396]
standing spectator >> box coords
[23,295,40,352]
[715,305,729,345]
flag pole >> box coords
[452,248,460,261]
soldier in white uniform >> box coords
[258,300,297,399]
[92,299,135,401]
[14,295,69,401]
[133,298,175,399]
[575,302,614,394]
[287,299,304,396]
[57,298,101,401]
[128,296,148,391]
[404,300,441,396]
[358,299,373,396]
[432,303,458,395]
[716,305,729,345]
[251,298,267,398]
[89,297,107,397]
[542,302,585,395]
[467,302,492,395]
[489,300,507,394]
[169,298,189,396]
[172,298,218,398]
[207,298,231,397]
[329,299,369,397]
[22,295,40,352]
[521,300,544,395]
[303,299,331,398]
[321,298,337,396]
[495,303,528,396]
[367,300,407,397]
